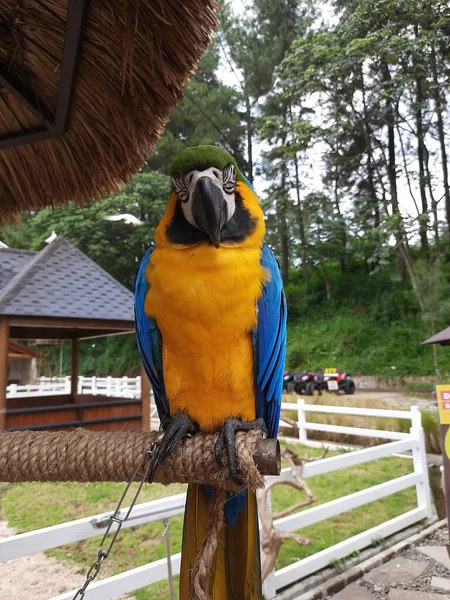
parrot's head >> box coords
[155,145,264,249]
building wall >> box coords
[8,358,37,384]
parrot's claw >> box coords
[214,417,267,485]
[152,413,199,472]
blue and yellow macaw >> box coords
[135,145,286,599]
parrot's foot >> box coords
[154,413,199,468]
[214,417,267,484]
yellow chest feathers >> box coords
[144,245,268,429]
[146,244,267,343]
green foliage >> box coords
[285,261,450,377]
[1,171,169,290]
[421,408,441,454]
[147,40,246,173]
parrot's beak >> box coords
[192,177,226,248]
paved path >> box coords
[330,527,450,599]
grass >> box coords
[0,443,416,599]
[281,392,441,453]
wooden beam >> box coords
[54,0,89,133]
[0,66,55,131]
[7,316,134,331]
[10,327,134,340]
[0,318,10,431]
[0,126,55,150]
[71,338,79,402]
[140,366,151,432]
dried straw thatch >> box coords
[0,0,218,216]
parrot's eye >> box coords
[212,168,220,179]
[170,173,189,203]
[223,164,236,195]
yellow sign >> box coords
[445,427,450,460]
[436,385,450,424]
[324,368,337,374]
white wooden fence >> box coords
[6,376,142,400]
[0,403,433,599]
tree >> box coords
[222,0,316,283]
[147,40,246,174]
[1,171,170,290]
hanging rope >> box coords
[190,486,227,600]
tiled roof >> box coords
[0,238,134,322]
[0,249,36,291]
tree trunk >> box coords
[424,141,440,250]
[293,150,308,278]
[413,24,430,259]
[245,93,254,183]
[279,196,289,284]
[360,69,380,228]
[321,265,331,300]
[278,110,289,284]
[381,62,405,280]
[431,43,450,237]
[333,168,346,273]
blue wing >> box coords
[254,244,287,438]
[134,245,169,422]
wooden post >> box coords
[0,318,9,431]
[140,366,151,432]
[71,338,79,402]
[439,423,450,557]
[436,385,450,558]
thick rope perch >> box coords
[0,429,280,490]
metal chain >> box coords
[72,437,162,600]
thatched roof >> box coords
[0,0,217,216]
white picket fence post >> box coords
[297,398,307,444]
[410,405,433,519]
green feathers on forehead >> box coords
[170,145,245,180]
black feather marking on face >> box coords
[223,164,236,195]
[170,173,189,203]
[166,190,256,246]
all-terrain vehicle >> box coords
[283,370,316,395]
[316,368,356,395]
[283,370,295,393]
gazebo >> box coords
[422,328,450,346]
[0,237,150,432]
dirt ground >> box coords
[0,517,134,600]
[349,389,435,407]
[0,519,87,600]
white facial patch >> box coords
[170,165,237,229]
